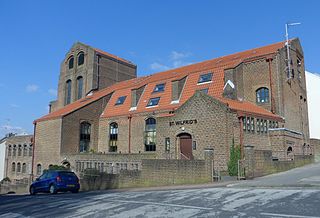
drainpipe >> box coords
[31,122,36,181]
[239,117,244,159]
[128,115,132,153]
[266,58,275,113]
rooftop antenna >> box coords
[285,22,301,79]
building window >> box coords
[115,96,127,105]
[8,145,12,156]
[153,83,165,93]
[12,162,16,172]
[263,120,268,133]
[17,162,21,173]
[79,122,91,153]
[68,56,74,69]
[13,145,16,156]
[36,164,42,175]
[251,118,254,132]
[147,97,160,107]
[22,163,26,173]
[65,80,72,105]
[109,122,118,152]
[165,137,170,151]
[78,52,84,66]
[243,117,246,130]
[18,145,22,156]
[23,145,27,156]
[246,117,251,132]
[29,145,33,156]
[144,118,156,151]
[77,76,83,100]
[291,69,295,79]
[257,119,260,133]
[198,72,213,84]
[256,87,269,103]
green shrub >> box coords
[1,177,11,183]
[43,165,68,173]
[228,142,241,176]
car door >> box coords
[34,173,47,192]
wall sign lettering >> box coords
[169,119,197,126]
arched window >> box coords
[36,164,42,175]
[80,122,91,153]
[13,145,16,156]
[78,52,84,66]
[22,163,26,173]
[65,80,72,105]
[8,145,12,156]
[18,145,22,156]
[12,162,16,172]
[256,87,269,103]
[287,146,293,155]
[109,122,118,152]
[68,56,74,69]
[29,145,33,156]
[77,76,83,100]
[144,118,156,151]
[23,144,27,156]
[17,162,21,173]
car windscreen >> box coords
[58,172,77,178]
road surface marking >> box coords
[107,199,213,210]
[261,212,320,218]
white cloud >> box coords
[48,88,57,97]
[170,51,191,60]
[150,62,170,71]
[150,50,193,72]
[0,125,28,136]
[9,104,19,108]
[26,84,39,93]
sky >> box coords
[0,0,319,137]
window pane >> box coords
[256,88,269,103]
[153,83,165,93]
[78,52,84,66]
[68,57,74,69]
[66,80,72,105]
[147,97,160,107]
[77,77,83,100]
[115,96,127,105]
[198,73,213,83]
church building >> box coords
[32,38,312,176]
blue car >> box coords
[30,170,80,195]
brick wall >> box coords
[79,158,213,191]
[61,94,111,154]
[34,119,62,175]
[311,138,320,162]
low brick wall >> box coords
[245,148,314,179]
[80,159,213,191]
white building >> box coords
[306,71,320,139]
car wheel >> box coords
[29,186,36,195]
[49,184,57,194]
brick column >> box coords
[244,145,255,179]
[204,149,214,182]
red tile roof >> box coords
[35,40,287,123]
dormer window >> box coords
[115,96,126,105]
[147,97,160,107]
[153,83,165,93]
[68,56,74,69]
[198,73,213,84]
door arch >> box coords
[177,133,193,160]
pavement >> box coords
[0,162,320,217]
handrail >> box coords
[180,152,190,160]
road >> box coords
[0,162,320,218]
